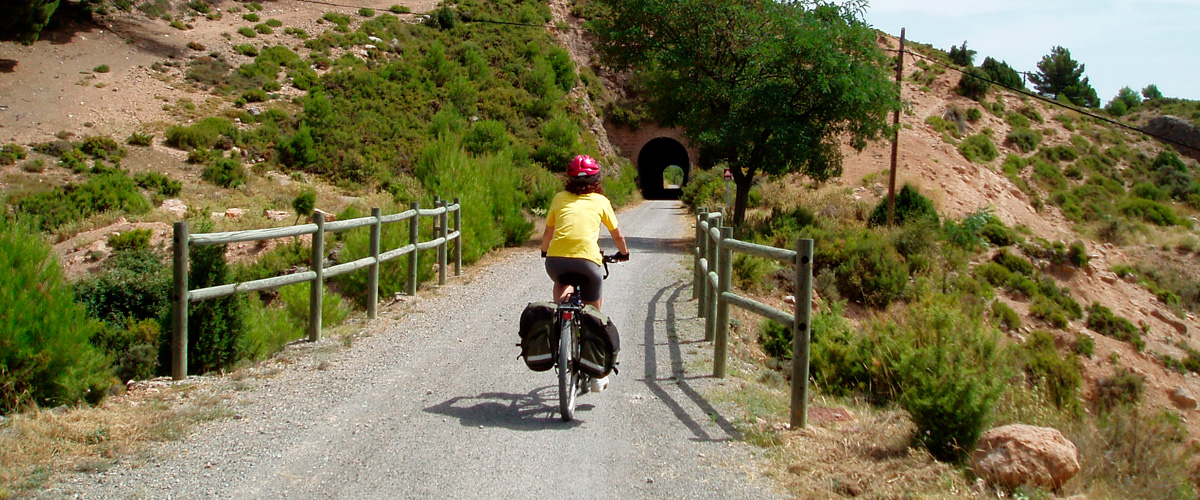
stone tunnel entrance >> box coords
[637,137,691,199]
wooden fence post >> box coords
[171,221,189,380]
[704,212,720,342]
[368,207,381,320]
[453,197,462,277]
[696,210,709,318]
[714,226,733,378]
[408,201,419,296]
[438,199,448,286]
[309,212,325,342]
[791,238,814,429]
[693,208,705,301]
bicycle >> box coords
[553,254,619,422]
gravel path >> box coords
[39,200,784,500]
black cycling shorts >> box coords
[544,256,603,302]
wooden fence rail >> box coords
[171,197,463,380]
[692,208,814,429]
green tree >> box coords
[0,0,60,44]
[948,40,975,67]
[1029,46,1099,107]
[292,188,316,225]
[1106,86,1141,117]
[1142,84,1163,100]
[979,57,1023,90]
[592,0,899,227]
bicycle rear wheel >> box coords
[558,317,578,421]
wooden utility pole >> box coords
[887,28,905,226]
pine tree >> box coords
[1029,46,1099,107]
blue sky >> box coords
[861,0,1200,102]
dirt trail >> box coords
[36,200,783,500]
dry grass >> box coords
[0,381,235,498]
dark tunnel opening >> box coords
[637,137,690,200]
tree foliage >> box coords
[592,0,899,226]
[0,0,60,44]
[979,57,1023,90]
[1029,46,1099,107]
[948,40,975,67]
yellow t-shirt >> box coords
[546,192,618,265]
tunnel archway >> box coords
[637,137,690,199]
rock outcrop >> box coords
[971,424,1080,490]
[1142,115,1200,161]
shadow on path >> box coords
[425,387,588,431]
[641,280,740,443]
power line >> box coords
[286,0,587,31]
[887,47,1198,154]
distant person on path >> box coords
[540,154,630,311]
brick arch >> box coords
[603,122,700,199]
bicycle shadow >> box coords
[424,387,590,431]
[640,280,741,443]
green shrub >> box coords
[832,231,909,308]
[942,208,995,251]
[242,12,258,22]
[21,158,46,173]
[533,116,579,170]
[254,23,272,35]
[279,282,350,330]
[241,88,268,103]
[12,171,151,229]
[1005,128,1041,153]
[1067,240,1088,267]
[265,18,281,27]
[1032,158,1068,192]
[357,7,374,17]
[1073,333,1095,358]
[186,147,217,164]
[0,143,28,165]
[108,228,152,252]
[186,0,209,13]
[1039,145,1078,163]
[203,157,248,188]
[680,168,724,210]
[1031,295,1069,328]
[80,135,123,159]
[59,148,88,172]
[186,224,244,374]
[75,247,171,326]
[165,117,236,150]
[1094,368,1144,413]
[126,132,154,146]
[239,294,303,361]
[1119,198,1180,226]
[1017,330,1080,411]
[1086,303,1144,350]
[233,43,259,56]
[958,133,998,163]
[956,66,990,100]
[463,120,510,155]
[992,248,1035,277]
[991,300,1021,331]
[237,26,256,38]
[1,217,111,412]
[867,183,939,227]
[389,4,410,14]
[134,171,182,196]
[758,319,792,360]
[733,253,779,291]
[1004,112,1031,129]
[966,107,983,122]
[94,64,110,73]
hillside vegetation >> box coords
[2,0,634,412]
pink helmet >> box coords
[567,154,601,178]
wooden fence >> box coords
[692,208,815,429]
[171,197,462,380]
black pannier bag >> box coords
[578,305,620,378]
[518,301,557,371]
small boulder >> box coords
[972,424,1079,490]
[263,209,290,221]
[161,199,188,218]
[1170,386,1197,410]
[312,208,337,222]
[225,208,245,220]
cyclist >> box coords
[540,154,629,392]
